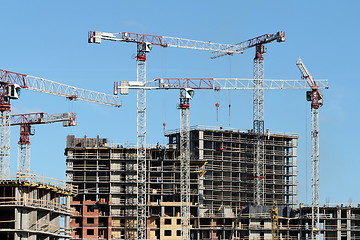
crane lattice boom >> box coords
[0,69,121,107]
[11,112,76,174]
[10,112,76,126]
[117,78,328,92]
[89,31,242,53]
[0,68,119,177]
[211,32,285,59]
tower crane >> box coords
[10,112,76,174]
[212,31,286,206]
[0,69,120,176]
[296,58,323,240]
[115,77,328,240]
[88,30,246,240]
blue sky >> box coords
[1,0,359,205]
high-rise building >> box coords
[65,126,298,239]
[0,173,76,240]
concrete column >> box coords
[292,138,297,206]
[337,209,341,239]
[199,130,204,160]
[347,209,351,239]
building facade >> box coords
[65,126,298,239]
[0,173,76,240]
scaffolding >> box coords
[65,131,360,240]
[65,127,298,239]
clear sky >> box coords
[1,0,359,206]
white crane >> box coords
[115,77,328,239]
[88,30,244,240]
[296,58,324,240]
[212,31,286,205]
[0,69,120,177]
[10,112,76,175]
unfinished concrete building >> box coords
[65,128,360,239]
[234,204,360,240]
[0,173,77,240]
[290,205,360,239]
[65,126,298,239]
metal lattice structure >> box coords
[136,46,147,240]
[253,47,266,205]
[311,107,320,239]
[212,32,285,205]
[0,69,120,177]
[88,30,245,239]
[0,110,11,175]
[10,112,76,174]
[119,78,328,90]
[0,69,121,107]
[179,89,191,240]
[211,32,285,59]
[89,31,242,53]
[116,77,328,238]
[296,58,324,240]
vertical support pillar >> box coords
[136,45,147,240]
[311,108,320,240]
[179,89,191,240]
[253,45,265,205]
[292,139,298,206]
[198,130,204,160]
[0,110,11,176]
[18,124,32,174]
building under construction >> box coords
[65,126,297,239]
[65,127,360,240]
[0,173,77,240]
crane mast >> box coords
[0,69,120,177]
[136,43,148,240]
[253,44,266,205]
[296,58,323,240]
[212,31,285,205]
[0,81,21,175]
[179,88,193,239]
[89,30,241,240]
[116,77,328,237]
[0,105,11,175]
[10,112,76,174]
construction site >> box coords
[0,27,358,240]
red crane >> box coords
[296,58,324,239]
[0,69,120,176]
[10,112,76,174]
[89,30,242,240]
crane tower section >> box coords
[115,76,328,239]
[89,30,245,240]
[211,31,285,206]
[11,112,76,174]
[0,69,120,177]
[296,58,324,240]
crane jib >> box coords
[0,69,28,88]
